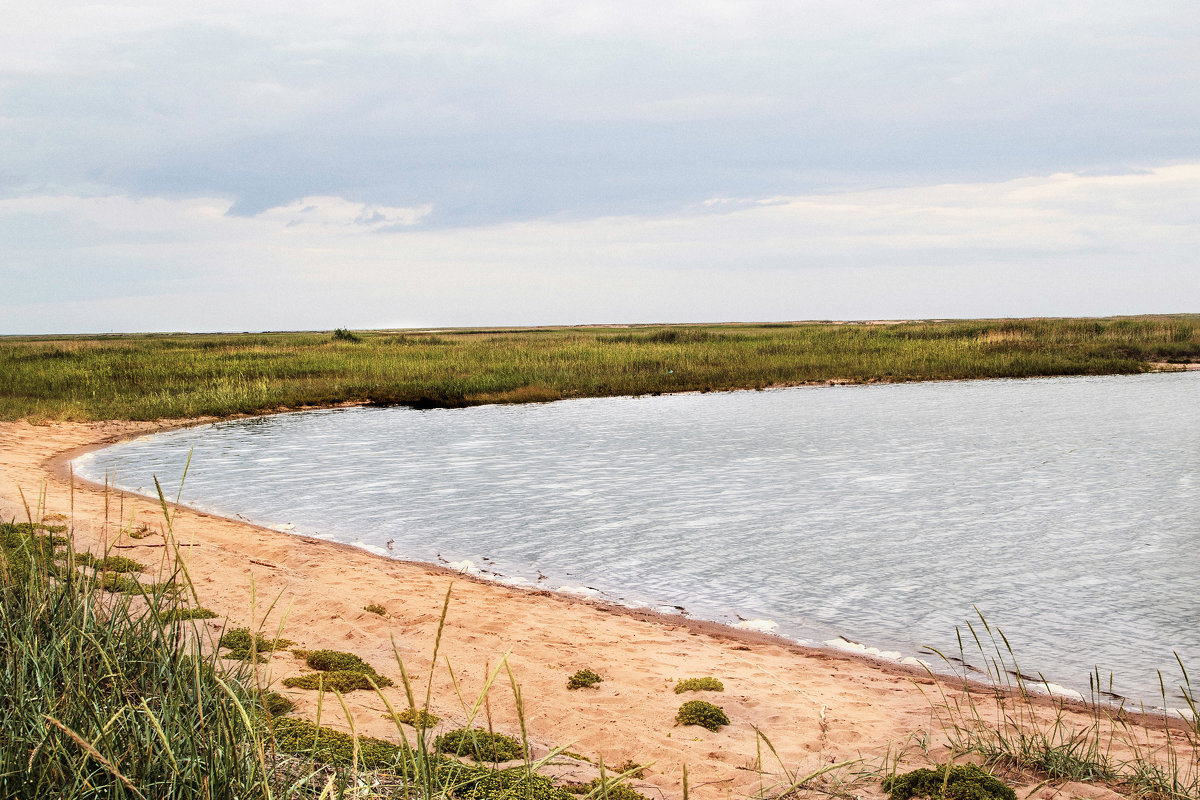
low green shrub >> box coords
[436,727,525,762]
[364,602,387,616]
[262,690,296,717]
[391,707,440,727]
[460,768,573,800]
[97,573,144,593]
[675,700,729,731]
[272,717,411,771]
[567,668,602,690]
[674,677,723,694]
[164,606,219,622]
[219,627,294,654]
[882,763,1016,800]
[578,777,651,800]
[282,670,393,692]
[301,649,376,673]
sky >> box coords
[2,1,1198,333]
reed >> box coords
[920,610,1200,800]
[3,316,1197,422]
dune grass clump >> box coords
[674,676,724,694]
[364,602,388,616]
[0,520,283,798]
[882,764,1016,800]
[675,699,730,731]
[567,668,602,690]
[436,727,525,762]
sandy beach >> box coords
[0,416,1185,800]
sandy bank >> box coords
[0,417,1186,800]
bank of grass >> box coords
[3,316,1197,421]
[0,514,646,800]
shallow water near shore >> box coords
[75,372,1200,706]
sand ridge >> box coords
[0,417,1184,800]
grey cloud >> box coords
[2,4,1197,224]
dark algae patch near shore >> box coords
[2,315,1197,421]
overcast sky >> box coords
[2,1,1198,333]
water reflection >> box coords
[76,372,1200,705]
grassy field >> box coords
[2,316,1198,422]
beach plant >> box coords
[568,668,603,690]
[570,777,651,800]
[392,707,440,727]
[282,669,393,691]
[0,519,281,798]
[436,727,526,762]
[674,676,724,694]
[365,601,388,615]
[675,700,730,731]
[218,626,294,662]
[921,609,1200,799]
[882,763,1016,800]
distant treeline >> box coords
[2,316,1197,422]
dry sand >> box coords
[0,417,1185,800]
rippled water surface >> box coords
[76,373,1200,704]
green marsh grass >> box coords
[3,316,1197,421]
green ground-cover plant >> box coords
[882,763,1016,800]
[567,777,651,800]
[3,316,1196,421]
[436,727,526,762]
[391,707,440,727]
[674,676,724,693]
[365,602,388,615]
[568,668,603,689]
[218,626,295,662]
[73,552,146,573]
[283,669,393,691]
[675,699,730,731]
[285,647,395,689]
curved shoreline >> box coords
[2,413,1193,800]
[49,409,1194,720]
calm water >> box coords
[75,373,1200,706]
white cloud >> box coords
[2,164,1196,333]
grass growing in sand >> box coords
[921,611,1200,800]
[3,315,1198,421]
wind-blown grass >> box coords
[921,611,1200,800]
[2,316,1197,421]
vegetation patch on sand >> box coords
[674,676,724,694]
[675,699,730,731]
[882,763,1016,800]
[436,727,526,762]
[3,316,1197,421]
[568,668,603,690]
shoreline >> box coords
[2,414,1194,800]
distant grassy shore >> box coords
[3,316,1198,422]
